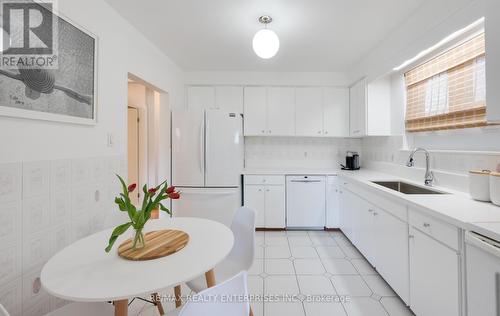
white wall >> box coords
[0,1,184,315]
[0,0,184,163]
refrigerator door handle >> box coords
[206,116,210,175]
[199,120,204,173]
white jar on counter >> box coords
[469,170,491,202]
[491,172,500,206]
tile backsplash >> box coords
[362,136,500,192]
[245,137,362,170]
[0,156,126,316]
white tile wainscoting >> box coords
[0,156,126,316]
[245,137,362,170]
[129,231,413,316]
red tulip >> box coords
[148,188,157,194]
[168,192,180,199]
[128,183,137,192]
[166,186,175,194]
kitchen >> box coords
[1,1,500,316]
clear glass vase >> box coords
[132,229,146,250]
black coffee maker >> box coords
[341,151,360,170]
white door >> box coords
[324,87,349,137]
[187,86,215,110]
[172,187,240,227]
[244,185,265,228]
[243,87,267,136]
[216,86,243,113]
[374,209,410,304]
[295,87,323,136]
[267,87,295,136]
[286,176,326,228]
[409,227,459,316]
[205,110,243,187]
[326,176,339,228]
[172,110,205,186]
[265,185,285,228]
[466,232,500,316]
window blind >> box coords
[405,33,488,132]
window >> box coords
[405,33,488,132]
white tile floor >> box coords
[131,230,414,316]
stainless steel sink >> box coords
[371,181,448,195]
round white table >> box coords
[41,217,234,316]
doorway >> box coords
[127,74,171,212]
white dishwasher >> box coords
[465,229,500,315]
[286,175,326,229]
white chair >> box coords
[0,304,9,316]
[172,271,249,316]
[186,206,256,293]
[44,302,114,316]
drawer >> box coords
[409,208,459,250]
[244,175,285,185]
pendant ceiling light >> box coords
[253,15,279,59]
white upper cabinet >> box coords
[349,77,392,137]
[243,87,267,136]
[187,86,243,112]
[295,87,324,136]
[267,87,295,136]
[349,79,367,137]
[486,0,500,122]
[243,86,349,137]
[366,77,391,136]
[215,86,244,113]
[324,87,349,137]
[187,86,215,111]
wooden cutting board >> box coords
[118,229,189,261]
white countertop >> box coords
[337,169,500,240]
[242,168,341,175]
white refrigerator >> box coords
[171,109,243,226]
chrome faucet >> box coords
[406,148,434,186]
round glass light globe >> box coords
[252,29,279,59]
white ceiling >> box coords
[105,0,426,72]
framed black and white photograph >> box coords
[0,1,97,124]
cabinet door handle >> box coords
[261,130,265,133]
[373,212,378,216]
[409,235,414,239]
[266,189,270,192]
[325,131,328,134]
[318,131,322,134]
[368,209,373,213]
[423,223,431,228]
[268,130,272,134]
[258,189,262,192]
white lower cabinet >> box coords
[326,176,340,228]
[338,181,410,308]
[374,207,409,304]
[409,226,460,316]
[264,185,286,228]
[243,175,285,229]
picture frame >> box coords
[0,1,98,125]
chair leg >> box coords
[249,306,254,316]
[205,269,216,288]
[151,293,165,315]
[174,285,182,308]
[114,299,128,316]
